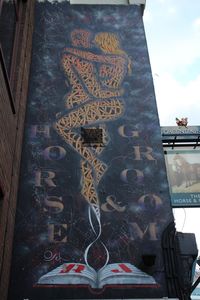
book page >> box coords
[37,263,97,288]
[97,263,156,288]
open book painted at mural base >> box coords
[38,263,156,288]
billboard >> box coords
[165,149,200,207]
[161,126,200,138]
[8,2,173,299]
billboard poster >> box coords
[8,2,174,299]
[165,150,200,207]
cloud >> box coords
[144,4,200,77]
[193,17,200,34]
[193,18,200,28]
[143,9,153,24]
[157,0,165,3]
[174,208,200,247]
[168,6,176,15]
[148,32,200,78]
[153,72,200,126]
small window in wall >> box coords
[0,0,17,75]
[0,0,20,113]
[0,187,3,223]
[81,127,103,146]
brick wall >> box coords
[0,1,35,299]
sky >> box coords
[143,0,200,252]
[143,0,200,126]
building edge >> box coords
[0,1,35,299]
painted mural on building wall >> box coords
[8,2,174,299]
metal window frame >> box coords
[0,0,21,113]
[9,0,21,88]
[0,45,15,113]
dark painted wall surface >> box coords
[0,2,35,300]
[8,2,174,299]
